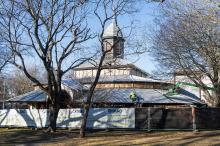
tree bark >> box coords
[213,89,220,107]
[47,105,60,132]
[80,105,89,138]
[80,54,106,138]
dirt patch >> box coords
[1,128,220,146]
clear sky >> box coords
[85,1,162,74]
[123,2,161,74]
[114,2,162,74]
[5,1,162,75]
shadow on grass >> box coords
[0,128,77,145]
[2,129,220,145]
[0,129,159,145]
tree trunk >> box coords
[213,95,220,107]
[79,54,105,138]
[46,105,59,132]
[211,86,220,107]
[80,105,89,138]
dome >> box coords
[103,22,123,38]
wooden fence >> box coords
[135,107,220,130]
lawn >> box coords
[1,128,220,146]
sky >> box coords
[85,1,163,74]
[123,2,162,74]
[4,1,163,76]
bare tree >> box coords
[79,0,130,137]
[79,0,155,137]
[0,33,12,72]
[0,0,93,132]
[79,0,165,137]
[7,65,45,97]
[0,50,11,73]
[150,0,220,106]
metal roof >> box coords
[62,79,84,91]
[7,88,204,105]
[76,58,132,69]
[75,58,149,77]
[6,74,203,105]
[7,90,47,103]
[7,79,84,103]
[82,88,205,105]
[78,75,166,84]
[103,21,123,38]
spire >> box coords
[102,21,125,59]
[103,22,122,38]
[103,1,122,38]
[102,1,125,59]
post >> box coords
[3,78,5,109]
[147,107,151,132]
[173,73,176,84]
[191,106,197,131]
[2,101,4,110]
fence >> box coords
[196,108,220,129]
[135,108,193,130]
[0,107,220,130]
[0,108,135,129]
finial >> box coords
[112,0,117,25]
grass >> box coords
[1,128,220,145]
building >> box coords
[173,70,214,106]
[7,80,84,109]
[6,21,205,108]
[72,21,205,107]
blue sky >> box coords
[124,2,161,73]
[7,1,162,75]
[84,1,162,74]
[114,2,162,73]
